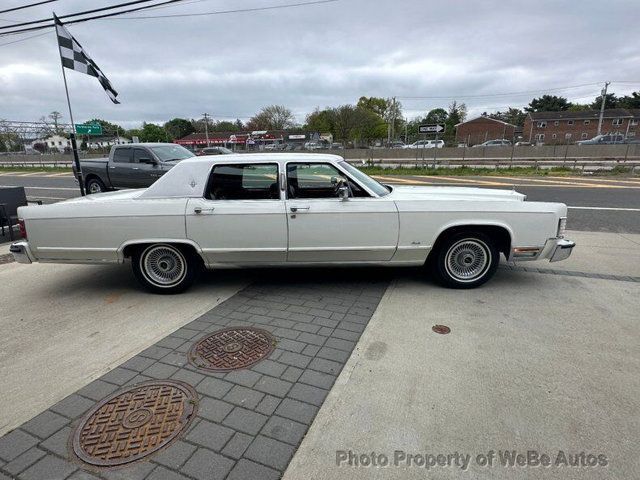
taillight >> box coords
[18,219,27,239]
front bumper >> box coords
[511,237,575,263]
[9,241,35,264]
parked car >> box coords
[515,141,532,147]
[387,141,405,149]
[330,142,345,149]
[403,140,444,149]
[576,134,626,145]
[304,142,324,150]
[12,153,574,293]
[474,139,512,147]
[73,143,195,193]
[196,146,232,156]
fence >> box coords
[0,145,639,171]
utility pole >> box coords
[597,81,610,136]
[202,113,211,147]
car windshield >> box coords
[149,145,195,161]
[338,161,391,196]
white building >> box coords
[33,134,71,152]
[87,136,131,149]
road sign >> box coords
[418,124,445,134]
[75,124,102,135]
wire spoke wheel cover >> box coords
[71,380,197,468]
[444,238,491,282]
[141,245,187,287]
[189,327,277,372]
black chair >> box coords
[0,187,41,241]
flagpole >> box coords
[55,14,85,196]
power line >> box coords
[397,82,604,100]
[0,0,57,15]
[0,0,163,31]
[0,0,339,35]
[0,0,186,36]
[108,0,340,20]
[0,29,50,47]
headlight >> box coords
[557,217,567,238]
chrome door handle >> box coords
[194,206,215,214]
[132,167,139,170]
[109,166,116,169]
[290,206,310,212]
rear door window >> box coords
[206,164,279,200]
[113,148,132,163]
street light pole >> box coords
[597,81,610,136]
[202,113,211,147]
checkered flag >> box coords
[54,14,120,104]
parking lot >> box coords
[0,173,639,479]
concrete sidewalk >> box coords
[284,231,640,479]
[0,262,248,436]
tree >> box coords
[526,95,571,112]
[488,107,526,126]
[590,93,619,109]
[84,118,123,136]
[618,91,640,109]
[211,121,237,132]
[247,105,296,130]
[164,118,195,140]
[356,97,388,117]
[137,123,170,142]
[425,108,448,124]
[305,108,335,133]
[49,111,63,134]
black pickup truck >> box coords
[73,143,195,193]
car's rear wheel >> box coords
[430,231,499,288]
[86,177,106,194]
[132,244,199,294]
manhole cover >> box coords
[71,380,197,468]
[432,324,451,334]
[189,327,276,371]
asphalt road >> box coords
[1,171,639,233]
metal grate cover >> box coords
[189,327,276,372]
[71,380,197,467]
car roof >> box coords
[141,153,346,199]
[180,152,344,165]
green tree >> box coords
[590,93,619,109]
[84,118,123,136]
[618,92,640,109]
[425,108,448,124]
[525,95,571,112]
[163,118,194,140]
[211,121,237,132]
[488,107,526,126]
[568,103,592,111]
[356,97,388,117]
[305,108,335,133]
[138,123,170,142]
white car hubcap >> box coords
[445,239,491,282]
[88,182,102,193]
[141,245,186,287]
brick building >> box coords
[455,116,517,146]
[524,108,640,144]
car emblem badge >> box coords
[190,180,197,188]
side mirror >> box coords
[139,157,156,165]
[337,184,349,201]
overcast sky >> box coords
[1,0,638,128]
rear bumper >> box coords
[511,237,575,263]
[548,238,576,263]
[9,241,35,264]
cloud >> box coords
[0,0,638,127]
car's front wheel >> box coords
[132,244,200,294]
[430,231,499,288]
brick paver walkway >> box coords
[0,271,389,480]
